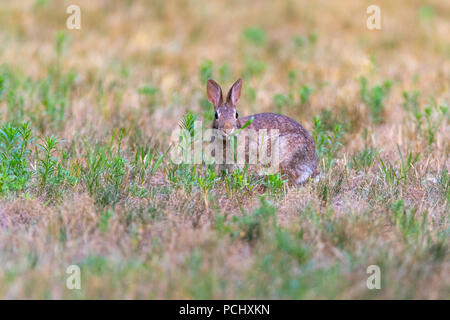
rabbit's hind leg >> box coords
[292,164,314,185]
[280,160,312,185]
[282,150,316,185]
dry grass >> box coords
[0,0,448,299]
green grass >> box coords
[360,76,393,124]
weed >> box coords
[263,172,288,196]
[437,167,449,203]
[243,57,266,79]
[132,144,170,185]
[200,60,214,84]
[360,77,392,124]
[403,92,448,149]
[350,147,378,171]
[242,27,267,47]
[402,90,421,116]
[273,93,292,113]
[230,197,277,242]
[0,122,33,195]
[36,135,61,187]
[218,63,232,83]
[224,166,261,197]
[273,73,314,113]
[391,200,426,243]
[79,130,129,206]
[293,32,318,48]
[421,103,448,149]
[167,112,203,191]
[137,84,160,114]
[299,85,314,105]
[419,5,434,21]
[379,146,420,192]
[313,115,344,172]
[317,171,344,205]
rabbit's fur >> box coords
[207,78,318,184]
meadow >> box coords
[0,0,448,299]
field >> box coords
[0,0,448,299]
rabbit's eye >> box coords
[235,111,239,118]
[214,111,219,119]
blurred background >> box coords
[1,0,448,143]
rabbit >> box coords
[206,78,319,184]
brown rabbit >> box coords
[207,78,319,184]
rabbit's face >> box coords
[214,105,239,137]
[207,78,242,138]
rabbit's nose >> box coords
[222,123,234,130]
[223,128,235,136]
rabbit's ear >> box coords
[226,78,242,106]
[207,79,223,109]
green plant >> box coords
[33,69,77,130]
[0,122,33,194]
[242,27,267,46]
[243,57,266,79]
[263,172,288,196]
[55,31,70,58]
[218,63,232,83]
[293,32,318,48]
[53,31,71,78]
[419,5,434,21]
[196,168,220,192]
[273,93,292,113]
[0,66,25,122]
[224,166,262,197]
[132,144,170,185]
[273,73,313,113]
[402,92,448,149]
[313,115,344,171]
[80,130,129,206]
[293,35,308,47]
[402,90,421,116]
[379,146,420,191]
[200,60,214,84]
[244,85,257,104]
[36,134,76,199]
[196,168,221,210]
[167,164,199,191]
[236,197,276,242]
[137,84,160,113]
[36,134,61,187]
[129,183,149,198]
[350,147,378,170]
[299,85,313,104]
[360,77,392,124]
[391,200,427,243]
[216,197,277,242]
[317,172,344,205]
[99,209,113,233]
[167,112,202,191]
[177,111,200,166]
[421,103,448,149]
[437,167,449,203]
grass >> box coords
[360,76,393,124]
[0,0,448,299]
